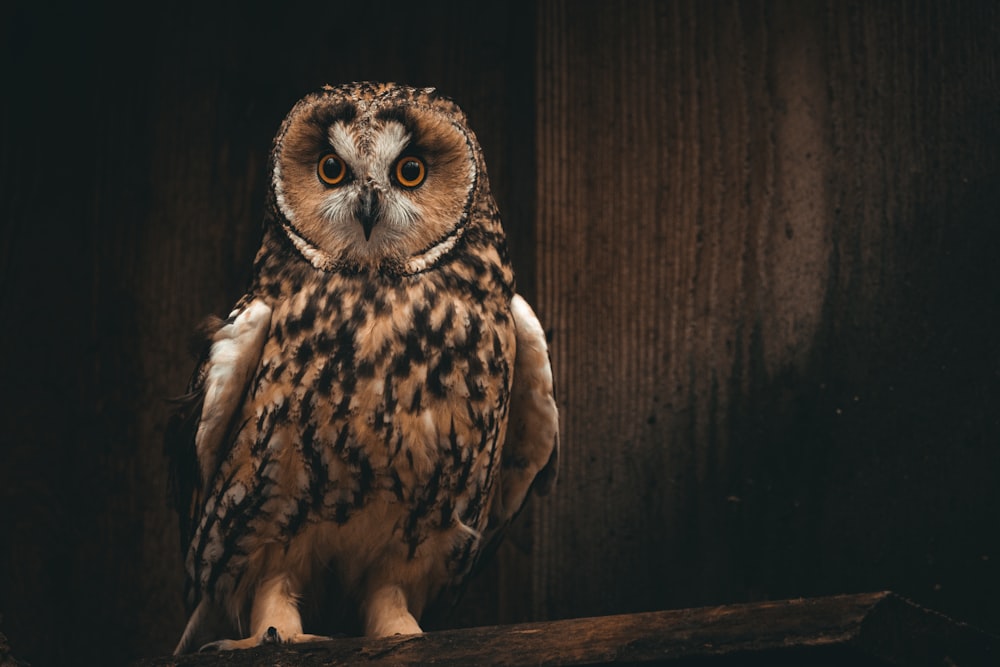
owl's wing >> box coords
[432,294,557,620]
[492,293,560,527]
[166,298,272,554]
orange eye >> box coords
[394,156,426,188]
[318,153,347,186]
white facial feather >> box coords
[317,121,423,252]
[327,123,361,167]
[371,123,410,176]
[316,187,358,229]
[272,161,295,224]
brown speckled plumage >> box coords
[167,82,558,653]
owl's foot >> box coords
[363,585,423,637]
[199,626,332,651]
[198,572,333,651]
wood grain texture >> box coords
[532,0,1000,627]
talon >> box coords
[198,640,229,652]
[197,636,264,652]
[263,626,281,644]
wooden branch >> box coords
[134,592,998,666]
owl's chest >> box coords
[247,274,514,480]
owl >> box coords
[166,82,559,653]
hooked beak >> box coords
[357,187,380,241]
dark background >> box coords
[2,1,999,665]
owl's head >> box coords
[266,82,490,274]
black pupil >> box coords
[400,159,422,183]
[323,156,343,180]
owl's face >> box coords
[270,83,478,271]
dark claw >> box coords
[263,626,281,644]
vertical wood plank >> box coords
[532,0,1000,627]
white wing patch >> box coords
[496,294,560,522]
[195,299,272,490]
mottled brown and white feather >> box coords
[195,300,272,492]
[495,294,559,522]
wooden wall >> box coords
[1,1,998,664]
[533,0,1000,626]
